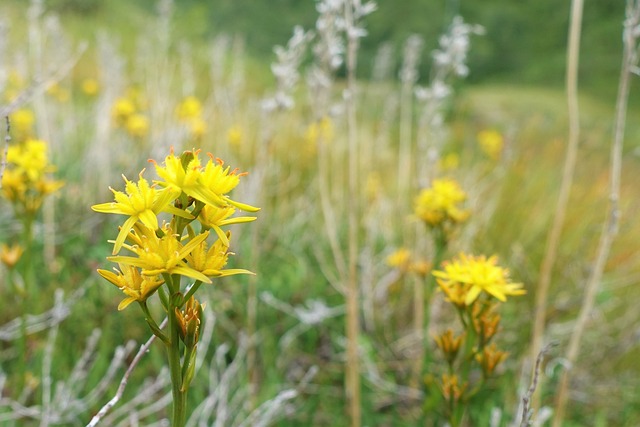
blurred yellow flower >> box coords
[176,96,203,120]
[97,263,165,310]
[305,116,334,146]
[11,109,35,140]
[386,248,411,271]
[434,329,465,364]
[475,343,508,377]
[125,114,149,138]
[441,373,466,402]
[189,117,207,139]
[227,125,243,146]
[438,152,460,171]
[414,178,469,227]
[0,243,24,269]
[7,139,50,181]
[432,253,525,306]
[46,83,70,103]
[112,97,136,124]
[81,78,100,96]
[477,129,504,160]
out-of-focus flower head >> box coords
[414,178,469,227]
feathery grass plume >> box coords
[93,148,259,426]
[415,16,483,185]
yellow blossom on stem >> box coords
[81,78,100,96]
[175,96,203,120]
[112,97,136,124]
[91,171,187,254]
[414,178,469,227]
[186,233,254,278]
[197,204,257,246]
[109,223,212,283]
[441,373,467,403]
[432,253,525,306]
[477,129,504,160]
[386,248,412,272]
[0,243,24,269]
[434,329,465,365]
[475,343,508,377]
[11,109,35,140]
[97,263,165,310]
[126,114,150,138]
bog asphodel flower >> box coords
[432,253,525,306]
[477,129,504,160]
[475,343,508,377]
[97,263,165,310]
[91,171,186,254]
[109,223,212,283]
[414,178,469,227]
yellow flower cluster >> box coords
[92,149,259,310]
[112,89,149,138]
[432,253,525,307]
[414,178,469,227]
[176,96,207,140]
[1,139,64,215]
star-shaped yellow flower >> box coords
[433,253,525,306]
[91,171,187,254]
[185,232,254,279]
[108,223,211,283]
[97,263,165,310]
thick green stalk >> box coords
[168,307,187,427]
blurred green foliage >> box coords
[40,0,627,98]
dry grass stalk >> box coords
[551,1,639,424]
[529,0,584,410]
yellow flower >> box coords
[46,83,70,102]
[112,97,136,124]
[199,155,259,212]
[227,125,243,146]
[305,117,334,146]
[414,178,469,227]
[441,374,467,402]
[91,171,187,254]
[11,109,35,140]
[175,296,205,347]
[386,248,411,271]
[475,343,508,377]
[97,263,164,310]
[81,78,100,96]
[197,204,257,246]
[152,150,223,208]
[438,152,460,171]
[7,139,50,181]
[125,114,149,138]
[189,117,207,139]
[477,129,504,160]
[432,253,525,306]
[175,96,203,120]
[109,223,212,283]
[434,329,465,364]
[186,233,254,278]
[0,243,24,269]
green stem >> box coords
[139,301,170,345]
[181,280,202,305]
[168,305,187,427]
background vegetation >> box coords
[0,0,639,426]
